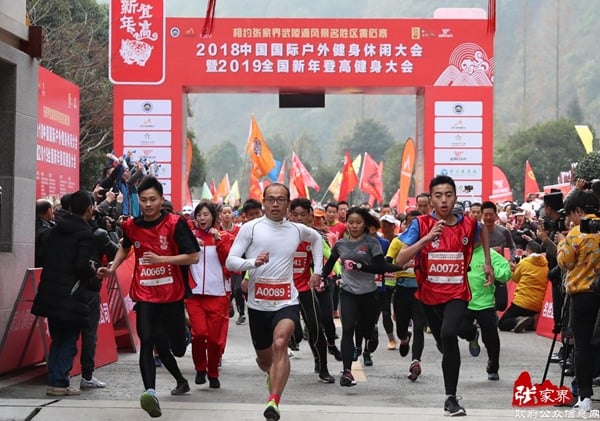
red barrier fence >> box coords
[0,253,137,375]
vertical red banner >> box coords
[109,0,165,84]
[36,68,80,199]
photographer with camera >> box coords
[557,189,600,413]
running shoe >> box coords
[208,376,220,389]
[339,370,357,387]
[513,316,535,333]
[318,370,335,384]
[408,360,421,382]
[263,399,281,421]
[352,346,361,362]
[140,390,162,418]
[399,334,411,357]
[444,395,466,417]
[195,370,207,385]
[171,379,190,395]
[328,344,343,361]
[487,372,500,381]
[363,351,373,366]
[468,330,481,357]
[387,339,397,350]
[236,315,246,325]
[573,397,592,413]
[80,376,106,389]
[366,326,379,353]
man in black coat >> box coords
[32,190,104,396]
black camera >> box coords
[516,228,533,237]
[542,210,567,233]
[580,216,600,234]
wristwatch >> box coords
[354,262,362,270]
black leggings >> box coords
[135,300,187,390]
[315,284,337,345]
[339,289,379,371]
[298,290,329,371]
[378,285,395,336]
[393,286,426,361]
[230,273,246,316]
[423,299,468,396]
[458,307,500,373]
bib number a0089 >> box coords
[254,278,291,301]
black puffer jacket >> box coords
[32,212,97,327]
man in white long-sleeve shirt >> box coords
[226,183,323,421]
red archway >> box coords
[109,2,494,209]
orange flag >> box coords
[339,150,359,202]
[215,174,230,201]
[182,137,194,207]
[398,138,416,214]
[248,171,263,202]
[246,116,276,179]
[524,160,540,201]
[359,152,383,203]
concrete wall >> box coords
[0,0,38,338]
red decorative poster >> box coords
[36,67,80,199]
[109,0,165,84]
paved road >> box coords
[0,316,574,420]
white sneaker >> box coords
[287,348,295,358]
[573,397,592,412]
[80,376,107,389]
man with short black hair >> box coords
[226,183,323,421]
[32,190,104,397]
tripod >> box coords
[542,291,573,387]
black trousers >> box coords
[339,289,379,371]
[458,307,501,373]
[423,299,468,396]
[80,290,100,380]
[298,289,329,371]
[393,285,426,361]
[135,300,187,390]
[570,293,600,399]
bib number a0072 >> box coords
[426,252,464,284]
[254,278,291,301]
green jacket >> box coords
[467,245,512,311]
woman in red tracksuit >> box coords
[185,200,234,389]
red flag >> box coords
[210,179,217,202]
[359,152,383,203]
[389,188,400,209]
[489,165,513,202]
[246,116,276,179]
[291,152,320,192]
[248,172,263,202]
[339,150,358,202]
[289,157,307,199]
[277,160,286,184]
[524,160,540,202]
